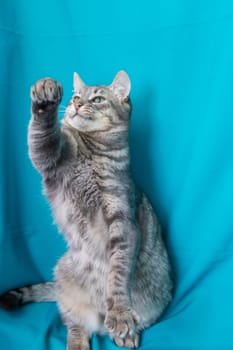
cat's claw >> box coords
[31,78,63,113]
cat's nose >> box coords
[74,102,82,111]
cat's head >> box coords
[63,71,131,133]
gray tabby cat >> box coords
[0,71,173,349]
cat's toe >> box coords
[113,333,139,348]
[43,79,63,103]
[105,308,139,339]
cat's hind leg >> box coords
[67,326,90,350]
[56,269,105,349]
[59,288,102,350]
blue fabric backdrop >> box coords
[1,1,233,349]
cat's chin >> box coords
[62,116,111,134]
[62,118,102,134]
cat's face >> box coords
[63,71,131,133]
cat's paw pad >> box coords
[113,333,139,348]
[31,78,63,113]
[105,307,139,339]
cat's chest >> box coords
[67,209,109,282]
[63,158,101,209]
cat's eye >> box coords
[92,96,105,103]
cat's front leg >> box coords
[104,211,140,348]
[28,78,65,174]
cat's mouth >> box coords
[71,112,93,121]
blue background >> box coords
[1,0,233,349]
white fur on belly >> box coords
[57,279,106,335]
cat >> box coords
[0,71,173,349]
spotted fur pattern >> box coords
[0,72,173,349]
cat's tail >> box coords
[0,282,56,311]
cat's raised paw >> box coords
[31,78,63,114]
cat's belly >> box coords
[54,248,108,333]
[55,242,108,306]
[55,275,107,334]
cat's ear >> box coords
[110,71,131,102]
[73,72,85,93]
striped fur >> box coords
[0,72,173,349]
